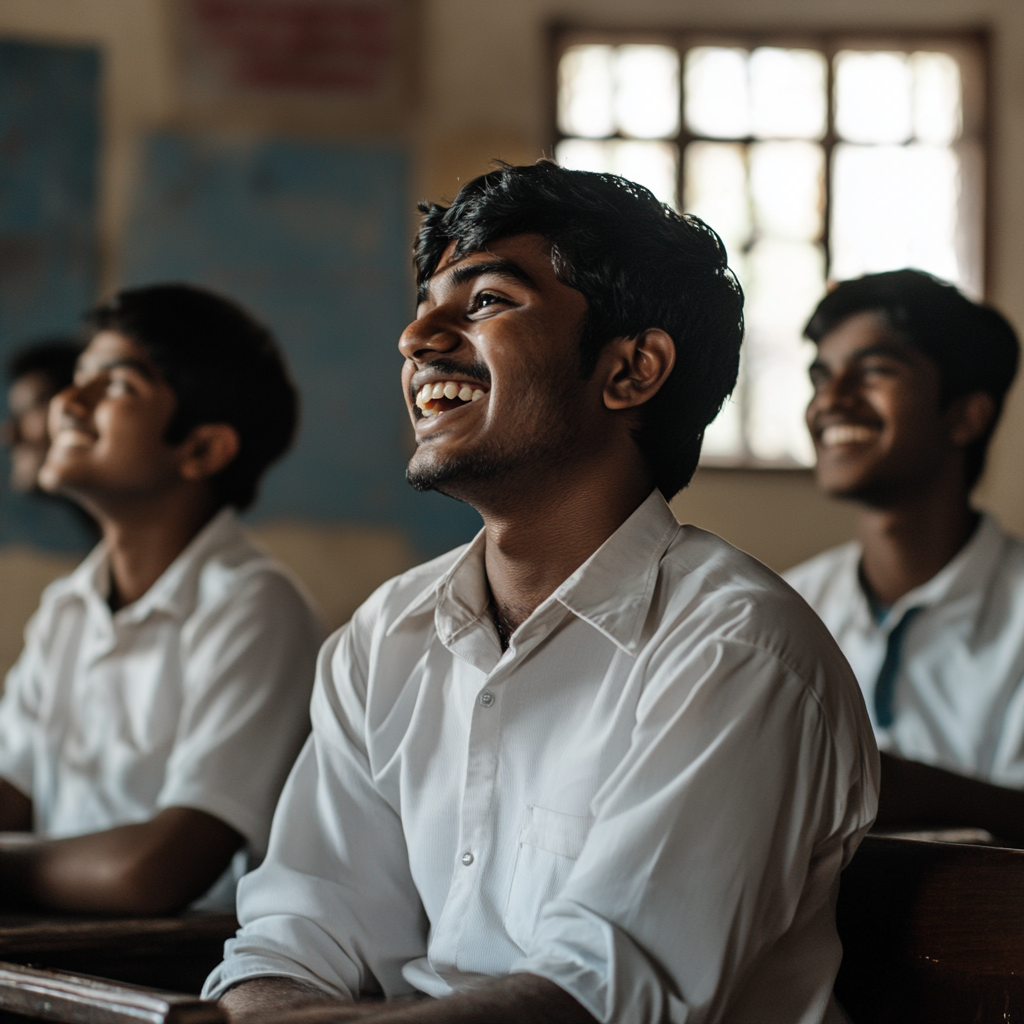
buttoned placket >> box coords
[427,602,571,981]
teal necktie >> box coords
[873,606,922,728]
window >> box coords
[554,31,986,466]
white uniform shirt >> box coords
[784,515,1024,785]
[0,507,325,900]
[204,492,877,1024]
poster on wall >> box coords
[122,132,481,557]
[174,0,413,117]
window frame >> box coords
[548,25,991,470]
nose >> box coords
[49,382,93,431]
[811,367,862,417]
[398,307,461,363]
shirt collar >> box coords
[865,513,1006,624]
[61,506,243,623]
[388,490,681,656]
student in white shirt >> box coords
[783,270,1024,842]
[207,163,877,1024]
[0,285,324,913]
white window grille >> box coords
[554,32,986,467]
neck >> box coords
[856,473,978,607]
[90,489,220,610]
[476,451,654,635]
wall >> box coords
[0,0,1021,674]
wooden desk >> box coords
[0,914,236,995]
[836,835,1024,1023]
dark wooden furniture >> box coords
[0,915,237,996]
[0,962,225,1024]
[836,834,1024,1023]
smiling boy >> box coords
[205,164,876,1024]
[784,270,1024,842]
[0,284,324,913]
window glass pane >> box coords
[749,141,824,242]
[913,51,962,144]
[831,143,960,283]
[684,47,749,138]
[683,141,749,256]
[749,48,827,139]
[743,238,823,464]
[614,45,680,139]
[701,393,745,460]
[558,45,614,138]
[556,138,679,208]
[834,51,912,143]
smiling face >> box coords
[38,331,183,510]
[399,234,602,500]
[5,371,59,493]
[806,311,962,505]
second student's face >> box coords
[399,234,594,495]
[806,311,953,504]
[39,331,181,504]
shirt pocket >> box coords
[503,805,594,952]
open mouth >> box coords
[415,380,488,418]
[819,423,880,447]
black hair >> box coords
[85,284,298,510]
[805,269,1020,490]
[414,161,744,498]
[7,338,82,394]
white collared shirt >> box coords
[0,508,325,899]
[204,492,877,1024]
[784,515,1024,785]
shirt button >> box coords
[461,852,474,866]
[479,691,495,707]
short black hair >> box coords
[85,284,298,510]
[7,338,82,394]
[805,269,1019,490]
[414,161,744,498]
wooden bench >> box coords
[0,914,237,996]
[836,833,1024,1023]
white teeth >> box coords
[415,380,489,416]
[821,424,879,446]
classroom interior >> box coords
[3,0,1023,681]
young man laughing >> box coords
[0,285,324,913]
[785,270,1024,842]
[206,163,876,1024]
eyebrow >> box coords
[417,258,537,304]
[811,342,917,371]
[78,357,158,381]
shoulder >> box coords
[189,526,324,635]
[651,527,862,717]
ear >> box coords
[176,423,241,483]
[946,391,996,448]
[601,329,677,411]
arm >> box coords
[0,805,242,914]
[224,975,593,1024]
[0,777,31,831]
[877,751,1024,846]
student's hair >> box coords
[805,269,1020,490]
[7,338,82,394]
[414,161,744,498]
[84,284,298,510]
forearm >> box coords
[220,978,375,1024]
[0,806,242,913]
[264,975,596,1024]
[877,751,1024,845]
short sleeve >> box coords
[156,569,325,859]
[0,606,51,799]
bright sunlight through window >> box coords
[554,34,985,467]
